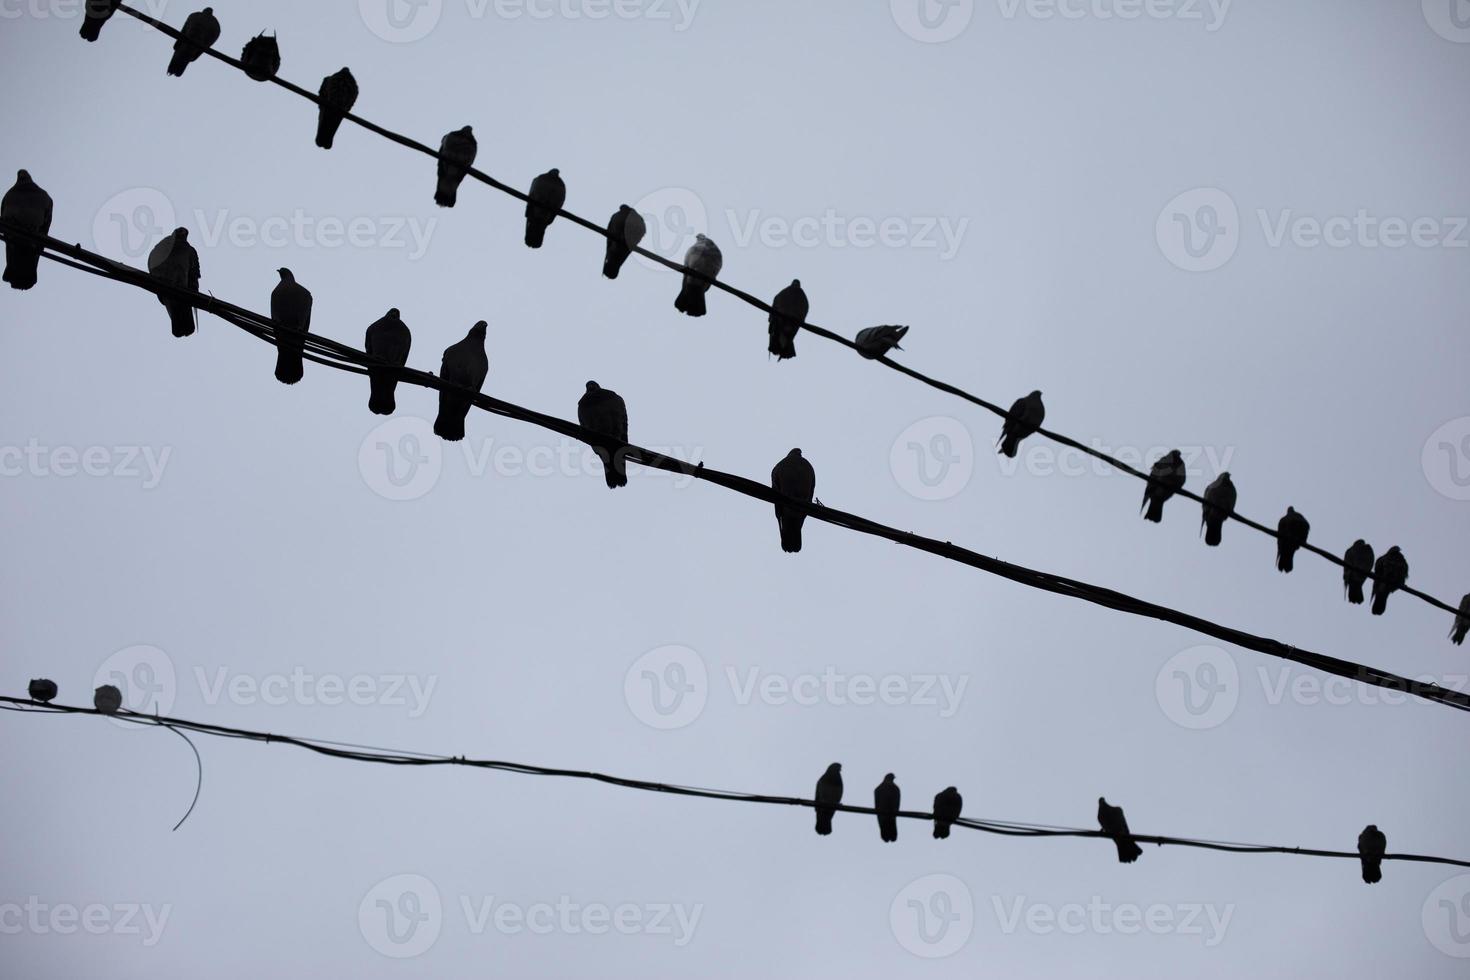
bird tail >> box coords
[780,515,803,554]
[166,301,195,338]
[435,172,460,208]
[434,394,468,442]
[368,370,397,416]
[1144,495,1165,523]
[1347,580,1365,605]
[998,434,1020,459]
[166,52,190,76]
[1277,549,1294,573]
[933,821,951,840]
[675,282,707,318]
[80,18,104,42]
[275,348,304,385]
[878,816,897,843]
[1362,861,1382,885]
[603,247,629,280]
[1115,838,1142,863]
[1452,624,1467,646]
[814,810,832,836]
[525,219,548,250]
[1205,520,1223,547]
[316,110,344,150]
[3,243,41,290]
[598,449,628,490]
[768,323,797,361]
[1371,589,1389,616]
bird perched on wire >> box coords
[1200,473,1237,547]
[1452,595,1470,646]
[854,325,908,359]
[1343,540,1374,605]
[1097,797,1143,864]
[997,391,1045,459]
[1141,450,1186,523]
[434,321,489,442]
[240,32,280,82]
[523,168,566,249]
[2,170,53,291]
[93,684,123,714]
[1275,507,1310,573]
[166,7,220,77]
[674,234,722,317]
[771,449,816,554]
[79,0,119,41]
[270,268,312,385]
[316,68,358,149]
[28,678,57,703]
[147,228,200,338]
[435,126,477,208]
[768,280,808,361]
[577,382,629,490]
[602,205,646,280]
[1370,547,1409,616]
[814,763,843,836]
[1357,825,1386,884]
[364,309,412,416]
[932,787,963,840]
[874,774,900,843]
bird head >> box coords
[277,268,294,282]
[618,203,631,212]
[827,762,842,774]
[789,448,803,459]
[791,278,801,287]
[1098,796,1108,806]
[585,381,600,393]
[469,320,488,338]
[548,168,560,176]
[174,227,189,241]
[945,786,958,794]
[17,169,32,183]
[1030,390,1043,400]
[883,773,894,782]
[203,6,212,12]
[459,125,473,135]
[695,234,708,243]
[387,308,400,318]
[1388,546,1401,555]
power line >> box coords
[5,695,1466,876]
[5,222,1469,716]
[84,1,1466,623]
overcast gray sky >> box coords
[3,0,1470,976]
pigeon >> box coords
[364,309,412,416]
[1452,594,1470,646]
[602,204,646,280]
[1097,797,1143,864]
[854,325,908,359]
[270,268,312,385]
[674,234,722,317]
[166,7,220,77]
[27,678,57,703]
[435,126,477,207]
[577,382,630,490]
[1276,507,1310,573]
[1357,825,1386,884]
[1200,473,1237,547]
[79,0,120,42]
[1141,450,1186,523]
[1343,540,1375,605]
[1370,546,1409,616]
[997,391,1045,458]
[814,763,842,836]
[771,449,816,554]
[767,280,808,361]
[874,774,900,843]
[316,68,358,149]
[523,168,566,249]
[93,684,123,714]
[932,787,963,840]
[434,321,489,442]
[147,228,201,338]
[240,32,280,82]
[2,170,53,291]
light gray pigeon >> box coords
[814,763,842,836]
[365,309,412,416]
[772,449,816,554]
[434,321,488,441]
[1097,797,1142,863]
[854,325,908,359]
[1358,825,1386,884]
[603,205,646,279]
[674,234,722,317]
[1200,473,1237,547]
[933,787,963,839]
[79,0,120,41]
[270,268,312,385]
[2,170,53,291]
[1370,547,1408,616]
[874,774,899,843]
[997,391,1045,458]
[768,279,807,361]
[1142,450,1186,523]
[524,168,566,249]
[435,126,477,207]
[167,7,220,76]
[1276,507,1310,573]
[577,382,629,490]
[316,68,358,149]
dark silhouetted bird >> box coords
[1276,507,1310,573]
[1141,450,1186,523]
[79,0,120,41]
[2,170,53,291]
[316,68,358,149]
[1452,595,1470,646]
[602,205,646,280]
[768,279,808,361]
[166,7,220,77]
[94,684,123,714]
[1200,473,1237,547]
[933,787,963,840]
[28,678,57,703]
[1358,825,1386,884]
[365,309,412,416]
[1370,547,1408,616]
[772,449,816,554]
[674,234,722,317]
[435,126,477,207]
[1097,797,1142,864]
[814,763,842,836]
[578,382,630,489]
[434,321,488,442]
[997,391,1045,458]
[1343,540,1374,605]
[523,168,565,249]
[240,32,280,81]
[147,228,200,338]
[270,268,312,385]
[854,325,909,359]
[874,774,900,843]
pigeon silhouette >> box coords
[1141,450,1186,523]
[364,309,412,416]
[79,0,120,41]
[1200,473,1237,547]
[874,774,900,843]
[674,234,722,317]
[524,168,566,249]
[1097,797,1143,863]
[1358,825,1386,884]
[1453,594,1470,646]
[270,268,312,385]
[94,684,123,714]
[435,126,477,207]
[2,170,53,291]
[768,279,808,361]
[147,228,200,337]
[240,32,280,81]
[434,321,489,442]
[814,763,843,836]
[854,325,909,359]
[932,787,963,840]
[316,68,358,149]
[602,205,646,280]
[1370,547,1408,616]
[772,449,816,554]
[167,7,220,76]
[28,678,57,703]
[578,382,630,489]
[1276,507,1310,573]
[1343,540,1374,605]
[997,391,1045,458]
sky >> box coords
[2,0,1470,976]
